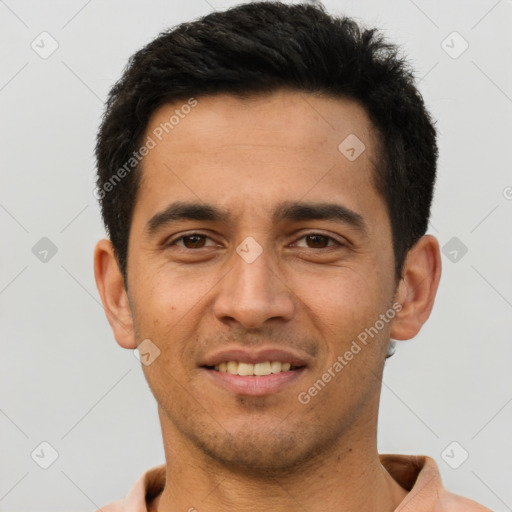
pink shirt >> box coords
[97,454,491,511]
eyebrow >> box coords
[145,200,368,237]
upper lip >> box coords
[199,346,311,367]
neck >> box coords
[152,407,408,512]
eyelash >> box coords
[165,232,344,250]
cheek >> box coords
[294,270,391,412]
[293,266,388,335]
[129,268,217,366]
[131,263,211,319]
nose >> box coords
[212,243,295,330]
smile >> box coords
[208,361,301,376]
[200,347,310,395]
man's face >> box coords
[125,90,398,473]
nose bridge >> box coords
[213,237,295,327]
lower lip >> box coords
[202,367,306,396]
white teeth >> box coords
[213,360,294,376]
[270,361,282,373]
[238,362,254,376]
[254,362,272,376]
[227,361,238,375]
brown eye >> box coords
[305,234,331,248]
[291,233,345,251]
[180,234,207,248]
[167,233,213,249]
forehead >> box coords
[134,90,384,227]
[145,89,377,160]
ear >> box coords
[94,238,137,349]
[390,235,442,341]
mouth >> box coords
[199,348,310,396]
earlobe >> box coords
[93,239,137,349]
[390,235,442,341]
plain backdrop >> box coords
[1,0,511,510]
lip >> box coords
[203,366,307,396]
[199,346,311,397]
[199,346,311,367]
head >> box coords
[94,2,441,475]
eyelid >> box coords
[165,231,218,247]
[290,231,346,248]
[165,231,346,249]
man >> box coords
[93,2,489,511]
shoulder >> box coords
[380,454,492,512]
[440,490,493,511]
[93,463,166,512]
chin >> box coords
[185,419,332,478]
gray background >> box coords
[1,0,511,510]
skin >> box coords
[94,89,441,511]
